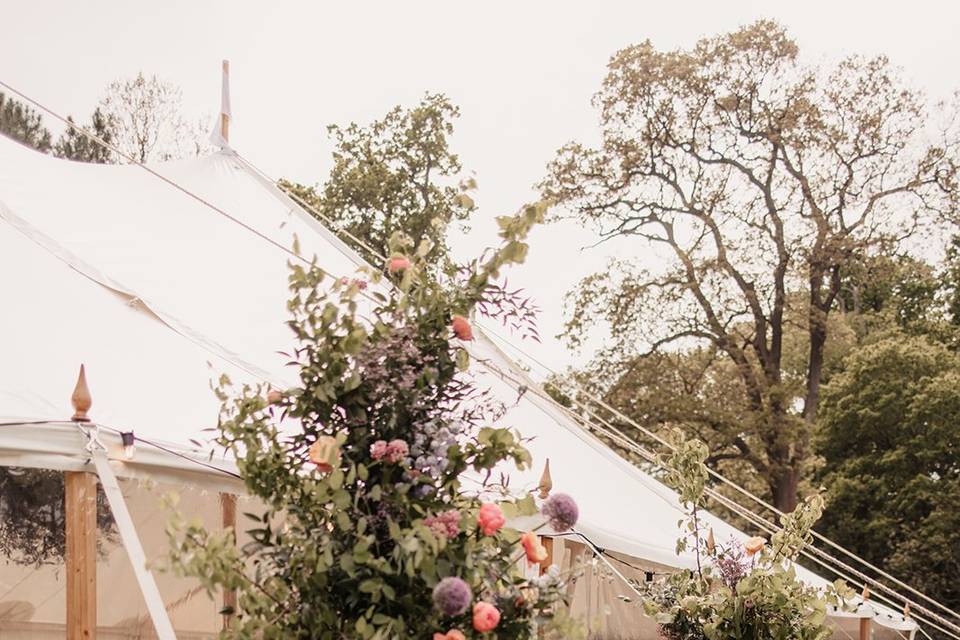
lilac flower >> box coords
[433,577,472,616]
[410,417,466,478]
[542,493,579,532]
[713,538,751,591]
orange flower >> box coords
[451,315,474,341]
[744,536,767,556]
[433,631,466,640]
[521,531,549,565]
[388,256,411,273]
[477,503,505,536]
[308,436,340,473]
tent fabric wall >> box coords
[0,472,257,639]
[0,133,916,636]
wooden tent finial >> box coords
[71,364,92,422]
[538,458,552,499]
[903,602,910,619]
[861,585,870,601]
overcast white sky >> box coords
[2,0,958,374]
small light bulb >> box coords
[120,431,136,460]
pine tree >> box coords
[54,108,115,163]
[0,91,53,152]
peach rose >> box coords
[433,631,466,640]
[472,602,501,633]
[744,536,767,556]
[521,531,548,565]
[477,503,505,536]
[308,436,340,473]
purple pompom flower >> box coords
[432,576,472,617]
[542,493,579,532]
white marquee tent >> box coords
[0,106,920,638]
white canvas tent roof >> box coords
[0,132,916,636]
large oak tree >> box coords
[542,21,959,511]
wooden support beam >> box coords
[539,536,554,576]
[859,617,871,640]
[564,543,586,600]
[65,471,97,640]
[221,492,237,630]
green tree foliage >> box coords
[942,237,960,326]
[0,468,116,565]
[0,91,52,152]
[281,94,476,269]
[817,334,960,612]
[53,108,115,163]
[167,204,584,639]
[541,20,959,511]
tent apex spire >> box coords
[71,364,92,422]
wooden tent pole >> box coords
[220,60,230,143]
[66,365,96,640]
[218,60,237,629]
[860,586,872,640]
[539,537,554,576]
[65,471,97,639]
[221,492,237,629]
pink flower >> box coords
[266,389,283,404]
[339,277,368,290]
[520,531,548,565]
[425,510,462,538]
[472,602,501,632]
[370,440,388,461]
[386,439,408,463]
[452,315,474,341]
[388,256,411,274]
[477,503,505,536]
[433,632,466,640]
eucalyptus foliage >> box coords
[167,203,582,639]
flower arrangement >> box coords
[633,433,854,640]
[166,204,584,639]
